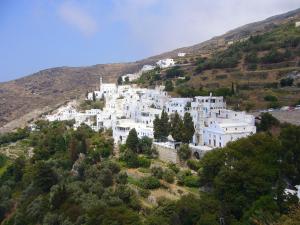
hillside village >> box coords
[46,58,256,162]
[1,8,300,225]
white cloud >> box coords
[111,0,300,55]
[58,1,98,37]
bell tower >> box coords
[99,75,103,91]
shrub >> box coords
[137,156,151,168]
[116,172,128,184]
[164,80,174,92]
[264,95,278,102]
[177,170,192,185]
[151,166,163,179]
[178,144,192,161]
[122,150,139,168]
[187,159,201,171]
[162,169,175,183]
[139,188,150,198]
[166,66,184,78]
[183,175,200,187]
[268,101,281,109]
[140,177,160,189]
[168,163,180,174]
[280,78,294,87]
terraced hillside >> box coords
[136,22,300,111]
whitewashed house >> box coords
[121,73,140,82]
[47,75,256,157]
[156,58,175,69]
[178,53,186,57]
[141,65,156,72]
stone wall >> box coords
[153,142,179,164]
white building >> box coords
[47,77,256,155]
[141,65,156,72]
[121,73,140,82]
[178,53,186,57]
[295,21,300,27]
[156,58,175,69]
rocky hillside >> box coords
[1,8,300,132]
[0,63,140,132]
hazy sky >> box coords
[0,0,299,82]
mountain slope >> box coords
[0,63,140,132]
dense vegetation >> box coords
[0,113,299,224]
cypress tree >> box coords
[170,112,184,142]
[160,110,170,141]
[182,112,195,143]
[153,115,161,141]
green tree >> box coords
[126,129,139,152]
[178,144,191,161]
[164,80,174,92]
[280,125,300,185]
[170,112,184,142]
[117,76,123,85]
[160,110,170,140]
[33,161,58,193]
[153,110,169,142]
[258,112,280,131]
[153,115,162,141]
[182,112,195,143]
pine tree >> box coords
[182,112,195,143]
[92,91,96,102]
[170,112,184,142]
[126,129,139,152]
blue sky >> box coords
[0,0,299,82]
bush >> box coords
[139,188,150,198]
[151,166,163,179]
[264,95,278,102]
[137,156,151,168]
[183,175,200,187]
[187,159,201,171]
[138,137,153,155]
[162,169,175,183]
[280,78,294,87]
[166,66,184,78]
[168,163,180,174]
[122,150,139,168]
[178,144,192,161]
[116,172,128,184]
[140,177,160,189]
[177,170,192,185]
[164,80,174,92]
[268,101,281,109]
